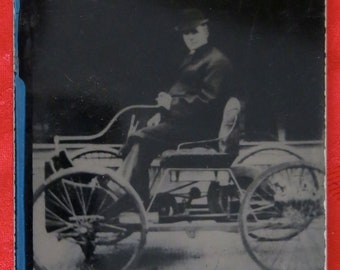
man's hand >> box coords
[127,114,139,137]
[147,112,161,127]
[156,92,172,110]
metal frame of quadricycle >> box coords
[55,143,308,235]
[145,166,247,233]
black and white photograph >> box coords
[19,0,325,269]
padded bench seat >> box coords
[160,148,236,168]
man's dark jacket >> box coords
[168,44,232,123]
[127,44,233,150]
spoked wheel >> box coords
[233,144,304,168]
[240,161,325,270]
[70,146,121,168]
[33,167,147,270]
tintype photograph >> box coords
[19,0,325,269]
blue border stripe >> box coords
[15,77,26,270]
[15,0,26,268]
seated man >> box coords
[118,8,237,202]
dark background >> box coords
[19,0,325,143]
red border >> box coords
[0,0,338,269]
[327,0,340,269]
[0,0,14,269]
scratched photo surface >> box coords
[20,1,325,269]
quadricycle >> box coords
[33,100,325,270]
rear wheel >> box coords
[240,161,324,270]
[33,167,147,270]
[233,144,303,168]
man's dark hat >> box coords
[175,8,209,32]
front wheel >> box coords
[33,167,147,270]
[70,146,121,169]
[240,161,324,270]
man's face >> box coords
[182,24,209,52]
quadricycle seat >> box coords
[159,97,241,169]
